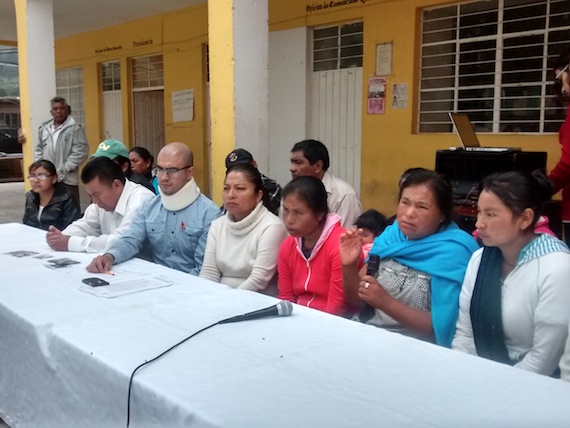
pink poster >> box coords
[367,77,386,114]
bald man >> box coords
[87,142,221,275]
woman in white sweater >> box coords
[452,170,570,376]
[200,163,287,294]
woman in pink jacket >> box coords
[278,176,352,316]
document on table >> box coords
[0,250,175,298]
[72,258,175,298]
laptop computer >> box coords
[448,112,519,153]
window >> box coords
[131,54,164,90]
[0,113,19,128]
[101,61,121,92]
[56,67,85,127]
[419,0,570,133]
[313,22,363,71]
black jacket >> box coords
[23,184,82,231]
[261,174,282,216]
[126,170,156,194]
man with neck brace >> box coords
[87,142,221,275]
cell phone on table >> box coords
[82,277,110,287]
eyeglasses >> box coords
[27,174,53,181]
[555,63,569,82]
[153,166,191,177]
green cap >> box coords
[92,139,129,160]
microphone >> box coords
[218,300,293,324]
[359,254,380,323]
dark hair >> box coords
[114,155,131,171]
[29,159,57,176]
[552,47,570,99]
[129,146,154,167]
[225,163,269,208]
[282,176,328,220]
[81,157,126,186]
[291,139,330,171]
[399,167,430,187]
[399,169,454,226]
[355,209,387,237]
[50,96,68,107]
[480,170,552,227]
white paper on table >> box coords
[34,256,178,298]
[78,274,173,298]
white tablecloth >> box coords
[1,223,570,427]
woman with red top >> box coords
[549,48,570,244]
[278,176,352,316]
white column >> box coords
[14,0,56,153]
[233,0,269,172]
[208,0,269,203]
[268,27,310,186]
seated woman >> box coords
[278,176,350,316]
[200,163,287,294]
[452,171,570,376]
[23,159,81,231]
[129,146,157,192]
[341,169,478,347]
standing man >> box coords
[225,148,282,215]
[290,139,362,228]
[87,142,221,275]
[46,157,155,253]
[35,97,89,203]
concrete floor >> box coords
[0,181,25,224]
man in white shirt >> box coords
[290,139,362,228]
[45,156,155,253]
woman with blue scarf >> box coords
[341,169,478,347]
[453,171,570,376]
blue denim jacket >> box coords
[108,194,222,275]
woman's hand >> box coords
[339,228,364,266]
[358,274,392,311]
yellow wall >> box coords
[54,3,210,192]
[50,0,562,211]
[270,0,561,215]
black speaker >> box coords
[435,149,549,233]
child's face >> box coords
[360,228,375,244]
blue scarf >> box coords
[369,221,479,347]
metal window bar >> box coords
[313,22,363,72]
[420,0,570,133]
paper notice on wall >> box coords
[375,43,393,76]
[392,83,408,109]
[172,89,194,122]
[367,77,386,114]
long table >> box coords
[1,223,570,427]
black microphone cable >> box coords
[126,319,221,427]
[125,301,292,427]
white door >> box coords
[133,90,165,157]
[101,61,123,141]
[309,22,363,195]
[131,54,165,156]
[309,68,362,194]
[103,90,123,141]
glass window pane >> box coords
[314,38,338,50]
[314,49,338,61]
[340,22,362,35]
[314,59,338,72]
[340,57,362,69]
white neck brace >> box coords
[159,178,200,211]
